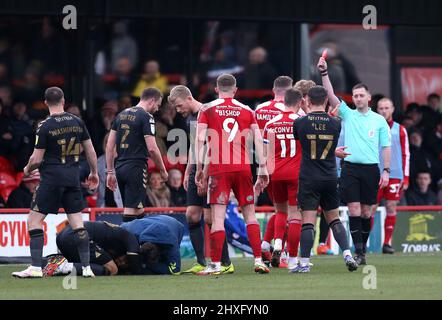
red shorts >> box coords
[207,171,254,206]
[377,178,402,202]
[270,179,299,206]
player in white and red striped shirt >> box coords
[263,88,304,270]
[255,76,292,264]
[372,98,410,254]
[195,74,270,275]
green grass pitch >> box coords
[1,254,441,300]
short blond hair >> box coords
[294,80,316,97]
[168,85,192,104]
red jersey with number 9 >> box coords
[263,111,301,180]
[197,98,257,176]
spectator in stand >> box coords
[155,102,185,152]
[65,103,82,118]
[313,40,360,93]
[111,21,138,74]
[108,57,137,97]
[7,170,40,208]
[10,100,34,170]
[0,98,14,158]
[132,60,169,97]
[90,100,119,155]
[241,47,276,90]
[16,66,44,110]
[406,172,438,206]
[0,38,12,70]
[0,85,12,110]
[118,93,133,112]
[0,63,10,87]
[427,93,441,114]
[409,128,439,191]
[146,171,171,208]
[97,133,122,208]
[167,169,186,207]
[405,104,425,132]
[207,49,243,81]
[424,115,442,162]
[30,18,65,74]
[401,115,415,132]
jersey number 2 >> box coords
[120,124,130,149]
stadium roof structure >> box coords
[1,0,441,26]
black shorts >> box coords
[30,183,85,214]
[297,179,339,211]
[186,165,209,208]
[56,232,113,266]
[340,162,380,205]
[116,160,147,209]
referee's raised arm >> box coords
[317,57,340,111]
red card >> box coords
[321,49,328,60]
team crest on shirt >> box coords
[368,129,375,138]
[246,195,254,202]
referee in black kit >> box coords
[318,56,391,265]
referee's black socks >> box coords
[188,221,206,266]
[349,217,364,255]
[361,217,372,254]
[73,227,90,267]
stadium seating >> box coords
[0,172,19,202]
[0,157,15,174]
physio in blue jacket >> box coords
[121,215,184,275]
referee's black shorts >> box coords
[187,165,210,208]
[116,160,147,209]
[340,161,380,205]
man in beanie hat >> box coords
[7,170,40,208]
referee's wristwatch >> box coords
[383,168,391,174]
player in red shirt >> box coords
[263,88,303,269]
[255,76,292,264]
[195,74,270,275]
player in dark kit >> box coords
[44,221,141,276]
[12,87,99,278]
[106,87,168,222]
[292,86,357,273]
